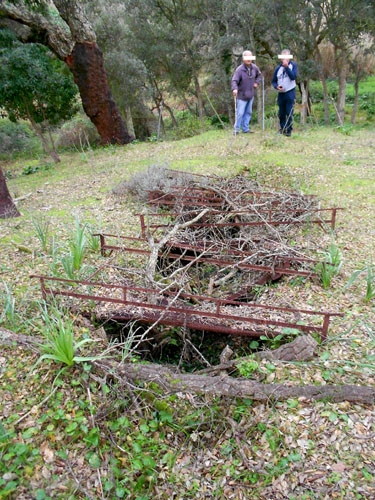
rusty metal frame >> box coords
[94,233,318,279]
[95,233,318,264]
[30,275,343,340]
[138,207,343,237]
[147,187,316,208]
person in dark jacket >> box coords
[272,49,298,136]
[231,51,262,134]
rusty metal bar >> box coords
[114,243,317,278]
[30,275,342,316]
[136,207,343,218]
[30,275,343,341]
[140,214,146,239]
[147,189,316,208]
[137,207,343,233]
[93,233,319,266]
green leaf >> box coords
[132,459,143,471]
[88,453,101,468]
[142,455,156,468]
[36,490,47,500]
[329,412,338,422]
[321,351,330,361]
[116,487,126,498]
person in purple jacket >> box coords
[231,51,262,134]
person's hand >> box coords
[277,85,284,91]
[233,89,238,96]
[282,60,289,67]
[253,83,258,88]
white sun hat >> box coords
[278,54,293,59]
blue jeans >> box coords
[234,97,254,133]
[277,89,295,133]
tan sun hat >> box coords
[278,54,293,59]
[242,51,256,61]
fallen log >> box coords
[0,328,40,350]
[107,361,375,405]
[2,330,374,405]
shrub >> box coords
[0,119,37,156]
[168,111,212,140]
[112,164,205,200]
[56,114,100,149]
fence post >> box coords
[262,76,265,132]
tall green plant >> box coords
[34,306,103,368]
[61,253,77,280]
[70,218,87,270]
[32,216,50,253]
[316,239,342,289]
[346,263,375,302]
[0,281,16,326]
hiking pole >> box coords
[157,99,163,141]
[262,76,265,132]
[233,95,237,137]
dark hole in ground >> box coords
[99,318,269,371]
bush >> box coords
[359,93,375,118]
[56,114,100,149]
[168,111,212,140]
[112,164,205,200]
[0,119,37,156]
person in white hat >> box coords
[231,50,262,134]
[272,49,298,136]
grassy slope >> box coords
[1,126,375,499]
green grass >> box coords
[1,125,375,499]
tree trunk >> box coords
[193,73,205,130]
[0,1,133,146]
[164,103,178,128]
[351,72,360,125]
[299,81,309,125]
[123,104,135,138]
[65,42,133,145]
[335,48,347,125]
[112,362,375,404]
[27,114,60,163]
[316,47,330,125]
[2,329,375,405]
[47,127,61,163]
[0,167,20,219]
[182,94,194,115]
[321,74,330,124]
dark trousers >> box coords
[277,88,295,133]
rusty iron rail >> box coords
[94,233,320,264]
[138,207,343,237]
[147,188,315,207]
[30,275,343,341]
[94,233,318,279]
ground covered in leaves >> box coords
[1,126,375,499]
